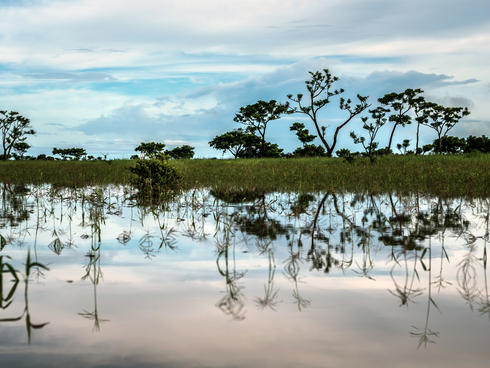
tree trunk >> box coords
[386,123,398,152]
[415,123,420,155]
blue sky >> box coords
[0,0,489,157]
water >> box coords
[0,184,489,367]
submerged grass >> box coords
[0,155,489,197]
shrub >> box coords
[129,154,182,200]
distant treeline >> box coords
[0,68,487,162]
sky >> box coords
[0,0,489,157]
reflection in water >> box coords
[0,250,49,343]
[79,190,109,331]
[215,212,246,321]
[0,184,489,366]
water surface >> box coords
[0,184,489,367]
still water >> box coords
[0,184,489,367]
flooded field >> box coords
[0,184,489,367]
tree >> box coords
[0,111,35,160]
[378,88,423,152]
[165,145,195,159]
[209,129,261,158]
[135,142,166,158]
[234,100,290,156]
[421,103,470,153]
[12,142,31,159]
[350,106,390,162]
[465,135,490,153]
[52,147,86,160]
[431,136,467,154]
[289,122,325,157]
[396,139,411,154]
[287,69,369,157]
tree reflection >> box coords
[215,213,246,321]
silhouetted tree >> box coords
[421,103,470,153]
[209,129,261,158]
[378,88,423,152]
[465,135,490,153]
[165,145,194,159]
[287,69,369,157]
[12,142,31,159]
[135,141,166,159]
[52,147,86,160]
[234,100,290,156]
[0,111,35,160]
[289,122,325,157]
[350,106,390,162]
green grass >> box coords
[0,155,489,198]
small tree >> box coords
[233,100,289,157]
[209,129,261,158]
[289,122,325,157]
[13,142,31,159]
[396,139,411,154]
[165,145,195,159]
[52,147,86,160]
[135,142,166,159]
[287,69,369,157]
[0,110,35,160]
[350,106,389,162]
[421,103,470,153]
[378,88,423,152]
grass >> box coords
[0,154,489,198]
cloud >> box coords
[26,71,116,82]
[73,62,489,156]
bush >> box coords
[129,154,182,199]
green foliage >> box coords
[0,156,489,197]
[165,145,195,159]
[465,135,490,153]
[129,155,182,199]
[234,100,290,156]
[12,142,31,159]
[240,141,283,158]
[432,136,467,154]
[290,122,316,145]
[135,141,166,158]
[209,129,260,158]
[52,147,86,160]
[336,148,357,163]
[287,69,369,157]
[289,122,325,157]
[209,129,282,158]
[292,144,325,157]
[0,110,35,160]
[396,139,411,154]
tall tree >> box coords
[0,111,35,160]
[378,88,423,152]
[421,103,470,153]
[233,100,289,156]
[287,69,369,157]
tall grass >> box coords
[0,155,489,197]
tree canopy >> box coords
[0,110,35,160]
